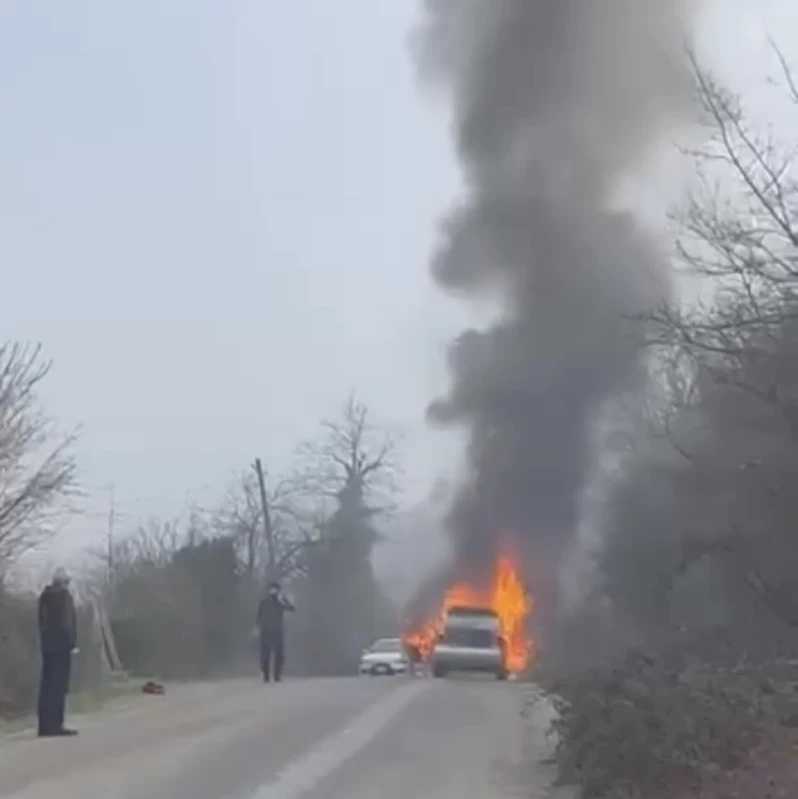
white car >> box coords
[358,638,408,676]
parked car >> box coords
[358,638,408,676]
[431,606,507,680]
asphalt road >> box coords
[0,676,561,799]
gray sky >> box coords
[1,1,795,563]
[0,0,466,557]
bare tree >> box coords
[297,392,401,524]
[609,47,798,634]
[213,470,318,581]
[117,518,185,568]
[0,343,78,569]
[546,44,798,799]
[652,46,798,401]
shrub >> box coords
[0,590,38,718]
[544,640,798,798]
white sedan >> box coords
[358,638,408,676]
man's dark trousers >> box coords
[38,650,72,734]
[260,634,285,681]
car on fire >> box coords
[358,638,408,676]
[430,606,508,680]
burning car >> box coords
[402,551,534,677]
[431,606,507,679]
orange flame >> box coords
[403,553,534,673]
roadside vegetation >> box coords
[543,46,798,799]
[0,376,400,719]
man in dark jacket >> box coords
[404,641,422,678]
[37,567,78,737]
[256,581,294,682]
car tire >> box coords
[432,664,447,678]
[496,668,508,681]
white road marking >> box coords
[250,681,429,799]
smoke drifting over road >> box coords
[417,1,702,616]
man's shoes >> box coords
[38,728,78,737]
[262,674,270,682]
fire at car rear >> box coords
[402,550,534,678]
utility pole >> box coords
[106,485,116,587]
[253,458,276,581]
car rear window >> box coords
[371,639,401,652]
[443,627,496,649]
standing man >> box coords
[37,567,78,737]
[404,640,422,678]
[256,580,294,682]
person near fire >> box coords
[404,639,423,677]
[256,580,295,682]
[37,567,79,737]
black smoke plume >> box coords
[414,0,703,625]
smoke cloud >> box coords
[416,1,702,620]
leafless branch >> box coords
[295,392,402,518]
[212,469,317,581]
[0,342,79,567]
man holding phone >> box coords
[256,581,295,682]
